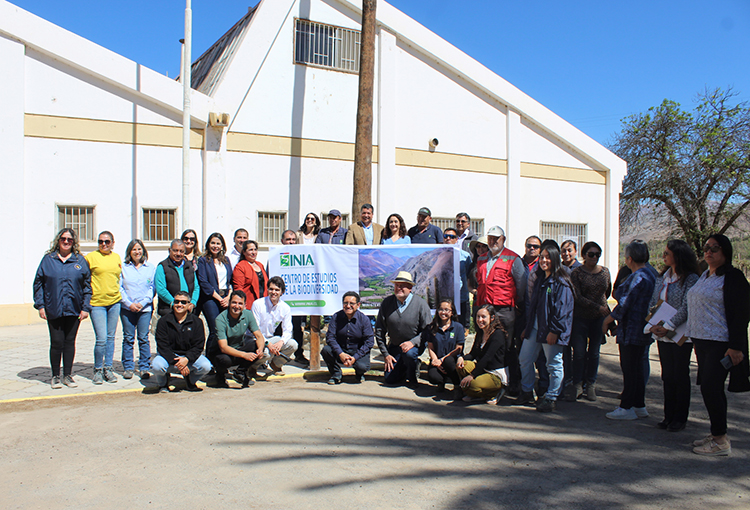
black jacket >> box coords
[155,312,205,364]
[724,267,750,392]
[464,329,508,378]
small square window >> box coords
[143,209,176,242]
[58,205,95,241]
[258,212,288,244]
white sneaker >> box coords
[634,406,649,418]
[606,406,638,420]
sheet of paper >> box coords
[647,301,687,345]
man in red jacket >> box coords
[475,225,526,395]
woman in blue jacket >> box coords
[33,228,92,389]
[197,233,233,356]
[518,243,575,412]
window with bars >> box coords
[143,209,176,242]
[294,19,361,73]
[258,212,288,244]
[58,205,95,241]
[540,221,587,250]
[432,217,485,237]
[320,212,350,230]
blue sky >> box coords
[9,0,749,146]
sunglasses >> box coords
[587,252,601,258]
[703,244,721,253]
[182,237,196,242]
[98,239,112,245]
[305,217,316,222]
[456,219,468,224]
[444,234,457,239]
[526,244,540,250]
[60,237,74,243]
[173,299,189,305]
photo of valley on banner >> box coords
[358,247,455,310]
[269,245,460,316]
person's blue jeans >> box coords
[384,344,420,385]
[151,354,212,387]
[120,308,153,371]
[91,302,121,369]
[569,315,604,386]
[519,331,565,400]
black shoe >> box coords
[232,368,247,386]
[215,374,229,388]
[328,377,342,385]
[536,397,556,413]
[667,420,686,432]
[656,419,670,430]
[185,380,203,392]
[515,390,534,405]
[139,370,150,380]
[295,356,310,366]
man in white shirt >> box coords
[251,275,296,375]
[227,228,248,268]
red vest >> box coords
[476,247,520,308]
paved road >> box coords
[1,326,750,509]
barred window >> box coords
[143,209,176,242]
[295,19,360,73]
[258,212,287,244]
[433,217,485,237]
[540,221,587,250]
[58,205,95,241]
[320,212,350,229]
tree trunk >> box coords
[352,0,377,216]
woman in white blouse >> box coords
[686,234,750,456]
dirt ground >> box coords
[2,349,750,510]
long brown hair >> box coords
[429,299,456,334]
[203,232,228,264]
[475,304,507,338]
[48,228,81,255]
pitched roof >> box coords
[190,5,257,96]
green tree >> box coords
[610,88,750,254]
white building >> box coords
[0,0,625,326]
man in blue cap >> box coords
[315,209,348,244]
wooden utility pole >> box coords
[352,0,377,215]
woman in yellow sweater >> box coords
[86,231,122,385]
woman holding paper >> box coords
[646,240,699,432]
[686,234,750,456]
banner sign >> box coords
[268,244,460,316]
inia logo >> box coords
[280,253,314,267]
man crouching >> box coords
[152,290,211,392]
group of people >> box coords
[32,204,750,456]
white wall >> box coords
[0,35,27,305]
[394,41,507,159]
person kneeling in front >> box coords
[322,291,374,384]
[375,271,431,387]
[251,276,296,375]
[152,291,211,392]
[211,290,267,387]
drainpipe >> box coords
[182,0,192,231]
